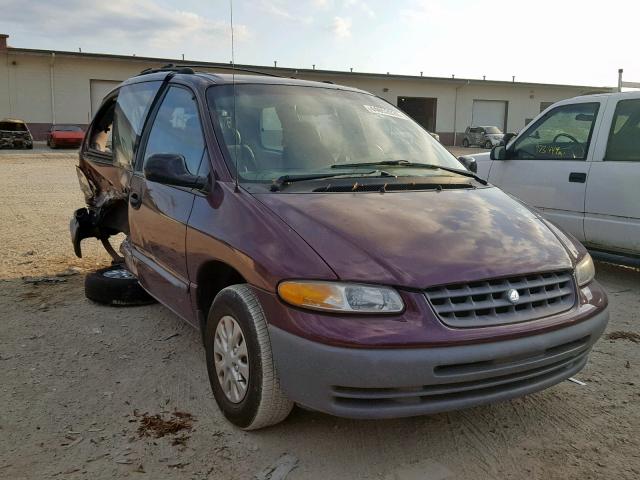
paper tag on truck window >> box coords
[363,105,407,119]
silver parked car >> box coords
[462,126,504,149]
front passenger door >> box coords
[128,85,207,323]
[488,101,602,241]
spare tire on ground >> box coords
[84,265,156,306]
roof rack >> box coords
[138,63,282,78]
[139,64,195,76]
[179,64,283,78]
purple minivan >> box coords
[71,66,608,429]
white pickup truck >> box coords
[472,90,640,258]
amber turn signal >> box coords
[277,281,404,313]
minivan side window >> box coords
[512,102,599,161]
[142,86,205,175]
[87,99,116,158]
[113,81,162,167]
[605,99,640,162]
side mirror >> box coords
[490,145,507,160]
[457,155,477,173]
[143,153,207,190]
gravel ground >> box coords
[0,152,638,480]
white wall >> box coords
[0,49,609,143]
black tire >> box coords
[462,138,470,147]
[204,285,293,430]
[84,265,156,306]
[484,140,493,149]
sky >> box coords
[0,0,638,87]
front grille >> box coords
[425,271,576,328]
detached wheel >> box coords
[462,138,470,147]
[205,285,293,430]
[84,265,156,306]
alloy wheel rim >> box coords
[213,315,249,403]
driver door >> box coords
[128,85,207,322]
[487,100,604,241]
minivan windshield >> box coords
[207,84,463,184]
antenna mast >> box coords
[230,0,239,192]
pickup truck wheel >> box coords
[462,138,469,147]
[84,265,156,306]
[205,285,293,430]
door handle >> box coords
[568,172,587,183]
[129,191,142,209]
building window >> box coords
[540,102,554,113]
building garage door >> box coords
[397,96,437,132]
[471,100,508,131]
[90,80,121,119]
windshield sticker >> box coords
[363,105,407,119]
[535,144,565,157]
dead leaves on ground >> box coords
[606,331,640,344]
[133,409,195,446]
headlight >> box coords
[575,253,595,286]
[278,281,404,313]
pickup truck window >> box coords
[142,86,205,175]
[605,99,640,162]
[512,102,599,161]
[113,81,162,167]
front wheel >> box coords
[462,138,470,147]
[205,285,293,430]
[484,140,493,149]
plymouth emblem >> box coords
[507,289,520,304]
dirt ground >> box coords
[0,150,638,480]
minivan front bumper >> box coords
[269,307,608,419]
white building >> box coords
[0,34,613,144]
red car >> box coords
[47,125,85,148]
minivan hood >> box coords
[254,187,573,288]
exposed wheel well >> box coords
[196,261,247,330]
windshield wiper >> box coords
[331,160,487,185]
[269,170,392,192]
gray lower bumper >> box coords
[269,309,608,419]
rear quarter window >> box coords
[87,99,116,158]
[605,99,640,162]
